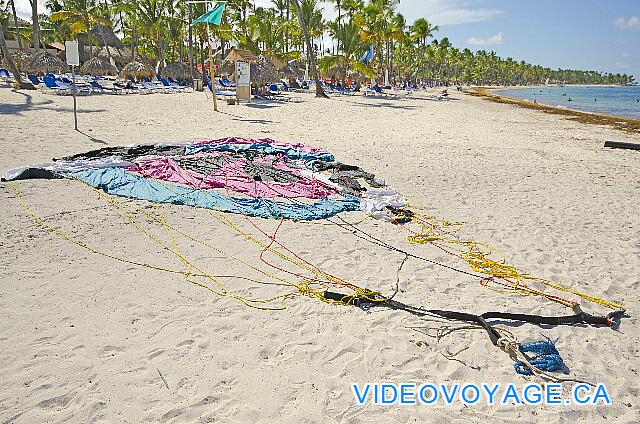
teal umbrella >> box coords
[191,2,225,26]
[191,2,226,111]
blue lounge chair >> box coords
[207,81,235,98]
[28,74,42,86]
[268,84,280,95]
[141,80,166,93]
[90,80,123,94]
[218,78,236,88]
[42,75,72,94]
[160,77,189,92]
[364,85,385,96]
[0,68,12,81]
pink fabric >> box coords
[129,155,338,199]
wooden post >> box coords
[234,59,238,104]
[207,25,218,112]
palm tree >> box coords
[8,0,22,48]
[410,18,437,48]
[320,18,373,80]
[0,22,26,86]
[49,0,112,44]
[342,0,363,19]
[291,0,327,97]
[30,0,41,51]
[332,0,341,53]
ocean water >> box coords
[495,85,640,119]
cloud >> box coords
[614,16,640,29]
[14,0,48,20]
[466,32,503,46]
[398,0,503,26]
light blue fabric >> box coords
[71,167,360,220]
[185,141,335,163]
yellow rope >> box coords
[9,180,373,310]
[403,205,624,310]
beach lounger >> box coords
[0,68,12,82]
[282,81,308,93]
[28,74,42,86]
[141,80,168,93]
[218,78,236,88]
[42,75,75,94]
[90,80,123,94]
[268,84,280,95]
[160,77,190,92]
[207,82,235,99]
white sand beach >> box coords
[1,88,639,423]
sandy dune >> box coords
[1,86,639,423]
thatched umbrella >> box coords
[1,50,32,73]
[251,57,279,85]
[164,62,194,81]
[97,46,137,68]
[88,25,124,49]
[25,51,69,75]
[119,60,153,81]
[281,65,304,78]
[80,57,117,76]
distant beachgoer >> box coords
[562,93,567,96]
[534,99,537,104]
[568,97,572,101]
[594,98,597,101]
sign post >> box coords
[65,41,80,131]
[236,61,250,103]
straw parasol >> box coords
[164,62,194,81]
[25,51,69,75]
[80,57,118,76]
[1,50,33,72]
[281,64,304,78]
[119,60,154,81]
[97,46,137,67]
[250,57,279,84]
[88,25,124,49]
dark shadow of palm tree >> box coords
[0,89,107,116]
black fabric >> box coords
[244,162,300,183]
[175,155,231,174]
[58,144,186,162]
[1,168,60,181]
[309,161,384,194]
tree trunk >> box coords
[157,31,165,74]
[10,0,22,49]
[0,25,27,87]
[292,0,328,98]
[30,0,40,52]
[285,0,289,53]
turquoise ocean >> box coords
[495,85,640,119]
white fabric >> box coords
[2,157,133,181]
[360,188,407,221]
[297,168,344,191]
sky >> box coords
[14,0,639,80]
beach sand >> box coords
[1,87,639,423]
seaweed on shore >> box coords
[467,87,640,135]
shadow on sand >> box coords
[0,89,107,116]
